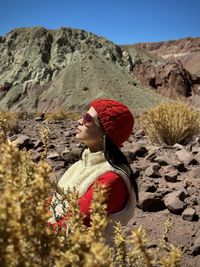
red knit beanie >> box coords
[90,98,134,147]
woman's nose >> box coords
[77,118,83,125]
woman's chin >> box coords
[75,133,80,139]
[75,133,83,140]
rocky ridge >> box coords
[122,38,200,107]
[0,27,168,112]
[1,27,200,111]
[133,37,200,75]
[9,115,200,267]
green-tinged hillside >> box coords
[121,44,165,65]
[0,27,170,112]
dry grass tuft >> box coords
[139,101,200,145]
[0,111,19,142]
[44,109,81,122]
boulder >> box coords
[164,170,178,182]
[33,139,43,149]
[164,189,187,214]
[175,149,196,166]
[139,192,165,212]
[139,182,157,193]
[182,207,196,221]
[47,152,60,160]
[13,134,30,149]
[64,130,72,137]
[144,164,161,178]
[122,143,148,162]
[191,236,200,256]
[61,149,81,164]
[160,165,179,182]
[154,155,178,166]
[132,60,194,100]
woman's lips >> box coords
[76,128,81,133]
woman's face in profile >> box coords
[75,106,104,150]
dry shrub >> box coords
[44,109,81,122]
[139,101,200,145]
[40,125,51,159]
[0,141,112,266]
[0,141,55,266]
[0,141,181,266]
[113,215,181,267]
[0,111,19,142]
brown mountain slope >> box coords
[0,27,169,112]
[133,37,200,75]
[122,38,200,106]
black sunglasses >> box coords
[82,113,104,133]
[83,113,94,124]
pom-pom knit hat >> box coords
[90,98,134,147]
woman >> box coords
[47,98,138,241]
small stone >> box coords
[175,150,194,166]
[191,167,200,179]
[195,152,200,164]
[35,115,44,121]
[139,192,165,212]
[144,164,161,178]
[32,151,41,162]
[64,130,72,137]
[36,147,44,153]
[52,161,65,171]
[12,134,30,149]
[164,189,187,214]
[182,207,196,221]
[122,143,148,162]
[139,182,157,193]
[48,144,56,149]
[192,146,200,154]
[47,152,60,160]
[191,236,200,256]
[154,155,178,166]
[164,170,178,182]
[33,140,43,149]
[160,165,179,182]
[159,209,171,216]
[156,187,172,196]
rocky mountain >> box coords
[0,27,168,112]
[135,37,200,75]
[122,37,200,107]
[1,27,200,112]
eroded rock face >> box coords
[0,27,131,86]
[0,27,138,111]
[134,37,200,75]
[132,59,200,99]
[122,37,200,106]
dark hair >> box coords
[103,135,139,202]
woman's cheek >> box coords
[76,129,87,140]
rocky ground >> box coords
[9,115,200,267]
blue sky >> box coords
[1,0,200,44]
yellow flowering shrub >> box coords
[139,101,200,145]
[40,125,51,158]
[0,111,19,142]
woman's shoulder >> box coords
[96,171,129,201]
[96,171,126,186]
